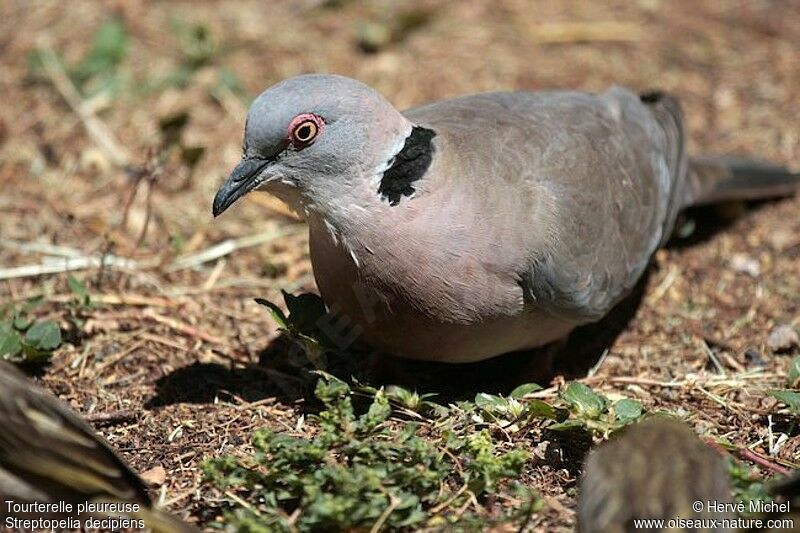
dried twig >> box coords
[202,258,227,291]
[165,225,301,272]
[528,21,643,44]
[120,149,162,248]
[735,447,792,476]
[142,309,224,345]
[84,409,139,427]
[0,227,300,280]
[589,372,784,389]
[0,239,85,258]
[0,255,142,280]
[647,263,680,304]
[370,493,402,533]
[47,293,178,308]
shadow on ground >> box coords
[147,273,648,407]
[665,200,774,250]
[145,357,310,407]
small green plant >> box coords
[727,460,772,516]
[770,389,800,415]
[62,275,98,333]
[465,381,644,438]
[29,18,129,98]
[228,290,651,530]
[255,291,334,356]
[202,374,540,531]
[767,356,800,415]
[0,298,61,364]
[174,20,217,72]
[548,382,644,435]
[67,275,92,308]
[787,356,800,388]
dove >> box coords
[0,361,196,533]
[213,74,799,362]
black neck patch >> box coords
[378,126,436,206]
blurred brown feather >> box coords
[577,417,734,533]
[0,361,197,533]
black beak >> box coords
[212,158,272,217]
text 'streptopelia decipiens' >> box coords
[213,74,799,363]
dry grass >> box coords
[1,0,799,530]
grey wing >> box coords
[519,88,687,321]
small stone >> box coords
[744,347,765,366]
[729,253,760,277]
[140,465,166,487]
[767,325,800,353]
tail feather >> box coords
[686,155,800,206]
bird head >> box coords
[212,74,413,219]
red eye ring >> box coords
[288,113,324,147]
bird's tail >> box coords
[685,156,800,207]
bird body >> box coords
[577,417,734,533]
[307,87,681,361]
[214,74,799,362]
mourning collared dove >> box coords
[213,74,799,362]
[0,361,195,532]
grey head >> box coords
[213,74,418,220]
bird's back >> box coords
[403,87,686,322]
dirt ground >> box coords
[1,0,799,530]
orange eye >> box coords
[292,120,318,144]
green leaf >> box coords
[313,372,351,404]
[614,399,644,423]
[474,393,507,410]
[525,399,564,421]
[361,389,391,429]
[24,320,62,351]
[770,389,800,414]
[67,275,90,305]
[547,419,586,432]
[13,314,32,330]
[561,382,608,418]
[254,297,288,329]
[385,385,424,411]
[727,459,770,509]
[20,297,44,314]
[509,383,542,399]
[787,357,800,388]
[92,20,128,63]
[70,19,128,88]
[0,328,22,360]
[282,291,327,335]
[20,343,53,364]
